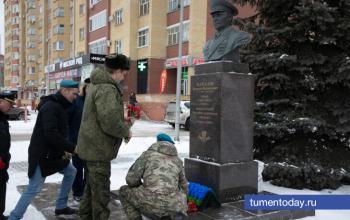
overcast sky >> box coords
[0,1,4,54]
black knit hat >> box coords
[105,53,130,70]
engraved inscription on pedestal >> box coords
[190,75,221,162]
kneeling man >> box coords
[120,133,188,220]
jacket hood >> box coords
[90,67,116,86]
[37,92,72,110]
[149,141,178,156]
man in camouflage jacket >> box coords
[77,54,132,220]
[119,133,188,220]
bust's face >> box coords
[211,11,233,32]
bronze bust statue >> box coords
[204,0,251,63]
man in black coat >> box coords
[8,80,79,220]
[0,91,16,220]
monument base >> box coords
[185,158,258,203]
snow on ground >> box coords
[4,112,350,219]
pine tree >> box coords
[234,0,350,169]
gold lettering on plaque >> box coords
[198,131,211,143]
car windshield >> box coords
[184,102,190,109]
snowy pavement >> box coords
[4,112,350,219]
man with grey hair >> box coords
[204,0,251,63]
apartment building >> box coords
[3,0,75,98]
[0,54,4,88]
[3,0,254,118]
[98,0,253,97]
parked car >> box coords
[6,106,29,120]
[164,101,190,131]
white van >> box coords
[164,101,190,130]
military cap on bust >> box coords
[211,0,238,16]
[60,80,79,88]
[105,53,130,70]
[0,91,16,105]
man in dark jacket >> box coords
[8,80,79,220]
[0,91,16,220]
[68,78,90,202]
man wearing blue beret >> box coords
[0,91,15,220]
[119,133,188,220]
[9,80,80,219]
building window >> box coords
[28,1,36,9]
[12,40,20,48]
[89,38,107,55]
[90,0,102,6]
[12,4,19,13]
[183,22,190,41]
[54,7,64,17]
[11,76,19,83]
[138,28,149,48]
[89,10,106,32]
[11,17,19,24]
[48,0,52,9]
[48,29,52,39]
[53,24,64,35]
[28,54,36,62]
[167,25,179,45]
[27,42,36,48]
[114,9,123,25]
[79,27,85,41]
[28,28,36,35]
[28,67,36,74]
[168,0,178,12]
[28,15,36,23]
[168,0,190,12]
[12,64,19,71]
[167,21,189,46]
[11,28,19,36]
[139,0,149,16]
[184,0,190,6]
[115,40,122,54]
[54,41,64,51]
[79,4,85,15]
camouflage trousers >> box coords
[119,185,171,220]
[79,161,111,220]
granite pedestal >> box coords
[185,61,258,203]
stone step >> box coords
[15,183,315,220]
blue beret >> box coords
[60,80,79,88]
[157,133,175,144]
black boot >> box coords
[55,207,78,216]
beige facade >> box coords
[3,0,74,98]
[74,0,87,57]
[109,0,167,60]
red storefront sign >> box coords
[165,57,205,69]
[160,70,167,93]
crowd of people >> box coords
[0,54,188,220]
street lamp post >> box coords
[174,0,184,141]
